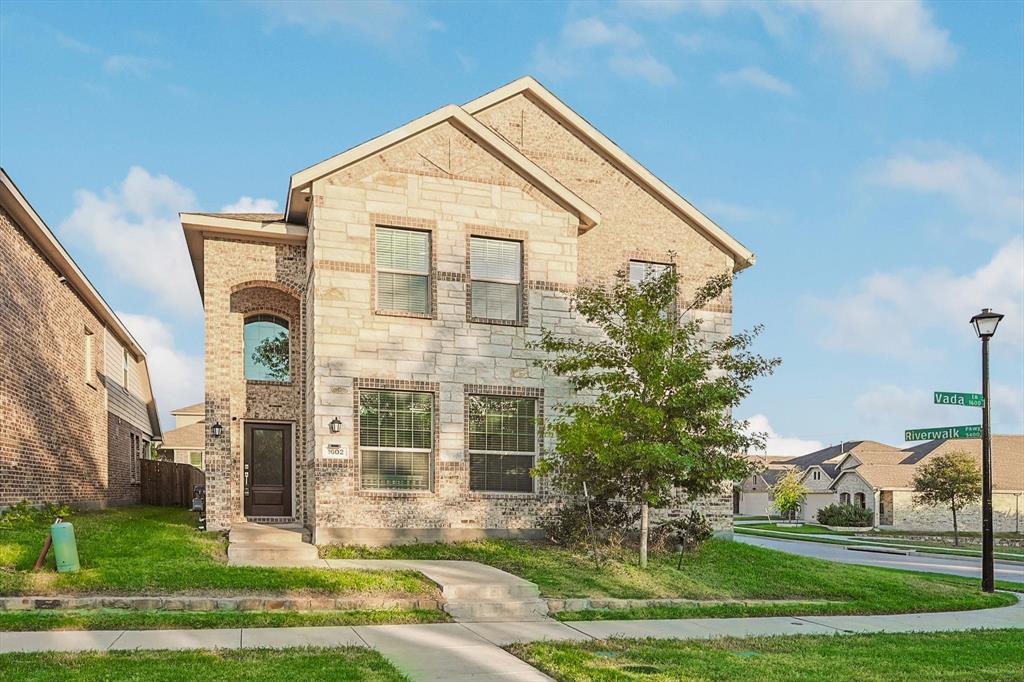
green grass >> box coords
[0,647,407,681]
[0,507,433,597]
[743,523,849,535]
[323,538,1015,617]
[508,630,1024,681]
[0,608,448,631]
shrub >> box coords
[651,511,714,552]
[0,500,74,526]
[816,503,873,527]
[542,497,637,548]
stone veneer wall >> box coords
[203,238,306,530]
[0,206,119,508]
[889,489,1021,533]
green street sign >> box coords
[934,391,984,408]
[905,425,982,442]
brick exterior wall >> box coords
[200,98,739,540]
[0,205,141,508]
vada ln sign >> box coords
[905,425,982,442]
[934,391,984,408]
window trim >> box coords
[465,387,543,495]
[84,327,96,388]
[468,235,524,325]
[628,258,677,318]
[373,224,434,319]
[466,227,529,327]
[122,348,130,388]
[243,313,291,383]
[356,384,437,493]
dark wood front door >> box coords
[244,423,291,517]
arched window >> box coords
[840,492,850,505]
[854,492,866,509]
[244,315,289,381]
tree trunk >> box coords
[639,500,649,568]
[952,506,959,547]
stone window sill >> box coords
[246,379,294,387]
[467,316,527,328]
[375,309,434,321]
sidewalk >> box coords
[2,597,1020,681]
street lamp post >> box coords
[969,307,1004,593]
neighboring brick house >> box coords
[832,436,1023,532]
[181,77,755,542]
[1,169,161,509]
[156,403,205,470]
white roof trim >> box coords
[285,104,601,229]
[464,77,755,272]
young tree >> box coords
[772,469,809,521]
[912,450,982,546]
[534,264,780,567]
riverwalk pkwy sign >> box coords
[905,425,982,442]
[934,391,984,407]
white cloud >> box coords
[103,54,166,77]
[854,384,1024,435]
[563,17,644,50]
[609,53,676,86]
[792,0,955,78]
[220,196,280,213]
[702,199,765,223]
[60,167,200,314]
[868,150,1024,238]
[118,312,203,427]
[533,15,675,87]
[743,414,823,457]
[809,237,1024,358]
[717,66,795,95]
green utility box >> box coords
[50,521,81,573]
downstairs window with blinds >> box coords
[376,226,431,314]
[468,395,537,493]
[359,389,433,491]
[470,236,522,322]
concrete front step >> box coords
[229,523,308,545]
[441,582,541,602]
[228,542,320,564]
[443,599,550,622]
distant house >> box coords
[831,436,1023,532]
[0,169,162,509]
[156,403,205,469]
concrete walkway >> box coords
[2,597,1020,681]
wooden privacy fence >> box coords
[140,459,204,508]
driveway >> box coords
[736,534,1024,583]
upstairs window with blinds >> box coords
[628,259,676,318]
[470,237,522,322]
[468,395,537,493]
[359,389,433,491]
[376,227,431,314]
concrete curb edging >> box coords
[545,598,842,613]
[0,595,440,613]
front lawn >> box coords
[0,647,406,682]
[0,507,433,598]
[742,523,848,535]
[508,629,1024,681]
[323,538,1016,618]
[0,608,447,631]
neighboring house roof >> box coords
[798,463,837,483]
[171,402,205,416]
[760,468,789,486]
[158,421,205,450]
[463,76,756,272]
[1,168,161,437]
[284,102,601,229]
[832,435,1023,492]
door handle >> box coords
[244,470,250,496]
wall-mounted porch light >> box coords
[329,417,342,434]
[211,422,224,438]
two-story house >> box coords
[181,77,755,543]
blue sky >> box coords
[2,1,1022,453]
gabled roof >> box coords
[284,103,601,229]
[158,421,205,450]
[464,76,755,272]
[171,402,205,416]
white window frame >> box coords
[470,236,523,322]
[83,328,95,386]
[122,348,130,388]
[375,226,432,315]
[467,395,538,494]
[628,259,676,318]
[359,389,433,491]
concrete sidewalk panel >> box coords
[110,628,241,651]
[462,620,595,645]
[0,630,122,653]
[241,625,366,648]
